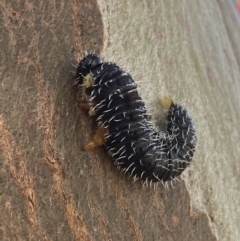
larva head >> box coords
[76,54,103,85]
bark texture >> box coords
[0,0,218,240]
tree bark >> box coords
[0,0,221,240]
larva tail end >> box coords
[160,97,173,108]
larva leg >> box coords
[160,97,173,108]
[78,102,96,116]
[84,126,109,150]
[78,102,93,110]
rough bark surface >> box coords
[0,0,218,240]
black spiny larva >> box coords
[76,54,197,183]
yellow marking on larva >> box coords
[84,73,95,88]
[82,73,95,97]
[160,97,173,108]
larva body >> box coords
[76,54,196,183]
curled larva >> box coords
[76,54,197,183]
